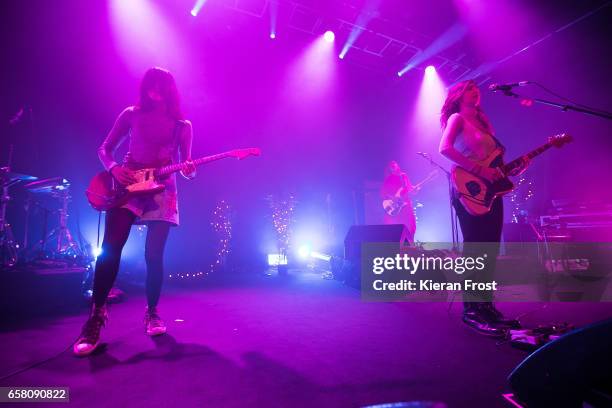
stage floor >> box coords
[1,271,611,407]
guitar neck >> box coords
[502,142,553,174]
[156,152,235,176]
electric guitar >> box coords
[86,148,261,211]
[451,133,572,215]
[382,170,438,216]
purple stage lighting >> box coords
[283,32,339,104]
[323,31,335,43]
[412,62,446,137]
[339,1,379,62]
[191,0,206,17]
[398,23,466,78]
[109,0,189,76]
[298,245,311,259]
[270,0,278,42]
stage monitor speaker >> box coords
[344,224,407,261]
[509,318,612,407]
[340,224,407,288]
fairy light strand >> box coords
[269,194,297,255]
[510,175,535,223]
[169,200,232,280]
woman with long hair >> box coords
[381,160,417,242]
[74,67,196,356]
[439,80,526,336]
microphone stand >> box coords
[500,90,612,120]
[417,153,459,250]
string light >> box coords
[170,200,233,280]
[268,194,297,257]
[510,175,535,223]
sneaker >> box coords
[144,306,167,336]
[479,303,521,329]
[462,304,506,337]
[73,305,108,357]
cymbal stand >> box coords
[1,176,19,269]
[37,187,85,259]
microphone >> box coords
[488,81,530,92]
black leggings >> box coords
[454,197,503,303]
[92,208,170,308]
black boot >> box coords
[462,303,506,337]
[479,303,521,329]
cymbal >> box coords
[23,177,70,193]
[0,167,38,183]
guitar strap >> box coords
[173,120,183,157]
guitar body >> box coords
[86,168,165,211]
[451,149,514,216]
[124,168,165,194]
[383,197,408,216]
[451,133,572,216]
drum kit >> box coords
[1,166,88,269]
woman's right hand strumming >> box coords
[110,165,136,186]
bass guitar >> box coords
[86,148,261,211]
[451,134,572,215]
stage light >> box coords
[397,23,466,78]
[310,251,331,262]
[397,71,403,77]
[323,31,335,43]
[414,62,446,129]
[190,0,206,17]
[93,247,102,259]
[268,254,288,266]
[298,245,311,258]
[339,0,378,61]
[270,0,278,43]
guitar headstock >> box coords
[549,133,573,148]
[231,148,262,160]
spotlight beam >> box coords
[191,0,207,17]
[269,0,278,39]
[398,23,466,77]
[339,0,381,59]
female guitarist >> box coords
[439,80,527,336]
[74,67,196,356]
[381,161,417,242]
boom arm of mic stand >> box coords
[499,90,612,120]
